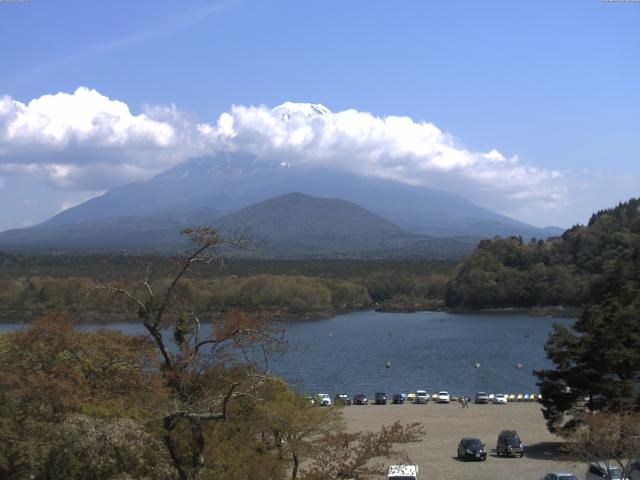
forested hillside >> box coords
[446,198,640,310]
[0,256,453,321]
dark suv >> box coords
[353,394,368,405]
[375,392,387,405]
[392,393,405,404]
[496,430,524,457]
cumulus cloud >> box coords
[0,87,214,189]
[210,102,566,210]
[0,87,566,219]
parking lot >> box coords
[342,401,581,480]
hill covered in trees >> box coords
[445,198,640,310]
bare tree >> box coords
[568,412,640,478]
[91,227,286,480]
[300,421,424,480]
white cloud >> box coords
[57,190,105,214]
[0,87,214,189]
[0,87,567,218]
[209,102,566,210]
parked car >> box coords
[334,394,351,406]
[353,394,368,405]
[437,391,450,403]
[542,472,579,480]
[392,393,405,404]
[316,393,331,406]
[475,392,489,404]
[586,462,625,480]
[388,464,418,480]
[414,390,429,404]
[629,459,640,480]
[457,437,487,461]
[494,394,508,404]
[375,392,387,405]
[496,430,524,457]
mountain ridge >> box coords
[39,153,560,239]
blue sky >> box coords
[0,0,638,231]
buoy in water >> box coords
[385,362,391,368]
[474,362,481,368]
[515,362,524,369]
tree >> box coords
[0,313,166,479]
[300,421,424,480]
[536,299,640,432]
[45,415,175,480]
[258,386,343,480]
[535,226,640,433]
[93,227,286,480]
[568,412,640,478]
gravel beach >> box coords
[342,401,581,480]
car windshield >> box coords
[558,475,578,480]
[608,468,622,480]
[505,436,521,446]
[388,477,416,480]
[465,439,482,448]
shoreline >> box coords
[0,304,579,325]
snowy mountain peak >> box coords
[273,102,332,120]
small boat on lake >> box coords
[474,362,481,368]
[515,362,524,369]
[385,361,391,368]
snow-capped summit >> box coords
[273,102,332,120]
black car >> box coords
[334,394,351,406]
[353,394,368,405]
[391,394,405,404]
[457,437,487,461]
[374,392,387,405]
[496,430,524,457]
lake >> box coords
[0,310,572,398]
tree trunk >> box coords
[190,418,206,478]
[291,451,299,480]
[163,416,191,480]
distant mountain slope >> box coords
[214,192,402,239]
[40,153,559,239]
[0,192,479,258]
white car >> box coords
[415,389,429,404]
[388,464,418,480]
[494,394,508,404]
[316,393,331,406]
[437,391,450,403]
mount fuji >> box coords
[0,148,563,256]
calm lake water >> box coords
[0,310,572,398]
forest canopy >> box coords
[445,198,640,310]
